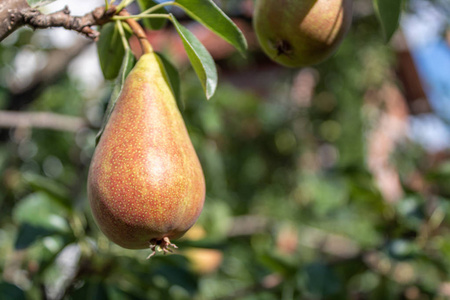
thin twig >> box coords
[112,13,170,21]
[140,1,175,15]
[116,20,129,50]
[118,10,153,54]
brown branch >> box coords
[119,10,153,54]
[0,0,30,42]
[0,2,117,42]
[0,111,88,132]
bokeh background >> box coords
[1,0,450,299]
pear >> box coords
[253,0,353,67]
[87,52,205,253]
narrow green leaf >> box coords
[96,49,136,144]
[374,0,403,42]
[97,22,127,80]
[137,0,168,30]
[175,0,247,54]
[171,15,217,99]
[156,52,183,110]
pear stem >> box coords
[119,10,153,54]
[147,236,178,259]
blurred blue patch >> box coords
[412,40,450,120]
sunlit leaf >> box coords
[13,192,70,233]
[26,0,57,8]
[22,172,72,209]
[171,14,217,99]
[175,0,247,54]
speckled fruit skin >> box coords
[87,52,205,250]
[253,0,353,67]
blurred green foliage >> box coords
[1,1,450,299]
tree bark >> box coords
[0,0,30,41]
[0,1,117,42]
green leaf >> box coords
[13,192,70,233]
[373,0,403,41]
[175,0,247,54]
[156,52,183,110]
[299,263,341,297]
[13,191,72,249]
[26,0,57,8]
[71,281,109,300]
[22,172,72,209]
[258,253,297,276]
[153,263,199,295]
[97,22,128,80]
[15,223,56,249]
[137,0,168,30]
[96,48,136,144]
[0,282,26,300]
[171,15,217,99]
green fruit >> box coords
[87,52,205,253]
[253,0,353,67]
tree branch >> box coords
[0,1,117,42]
[0,0,30,42]
[119,10,153,54]
[0,39,91,141]
[0,111,88,132]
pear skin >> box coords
[88,52,205,250]
[253,0,353,67]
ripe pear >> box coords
[87,52,205,252]
[253,0,353,67]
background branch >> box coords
[0,111,88,132]
[0,39,91,141]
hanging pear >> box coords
[253,0,353,67]
[87,52,205,254]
